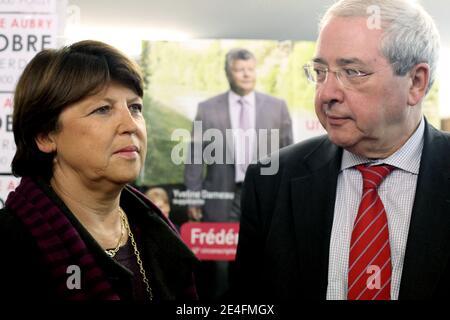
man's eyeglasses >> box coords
[303,62,394,89]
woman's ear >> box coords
[407,63,430,106]
[35,132,56,154]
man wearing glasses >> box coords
[233,0,450,300]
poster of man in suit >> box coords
[184,47,294,223]
[138,40,326,225]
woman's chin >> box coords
[110,173,140,186]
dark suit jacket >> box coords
[233,120,450,300]
[184,91,293,222]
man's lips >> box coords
[326,115,352,125]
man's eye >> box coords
[343,68,363,77]
[314,68,327,80]
[129,103,143,113]
[314,68,326,75]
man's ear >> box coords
[407,63,430,106]
[35,132,56,154]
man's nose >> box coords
[317,71,344,106]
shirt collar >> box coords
[229,90,255,107]
[341,117,425,174]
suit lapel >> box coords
[217,92,231,130]
[254,92,265,131]
[254,92,275,159]
[399,123,450,299]
[290,139,342,299]
[254,92,265,160]
[216,93,234,161]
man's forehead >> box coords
[315,16,385,67]
[320,15,381,32]
[231,58,256,67]
[312,57,370,66]
[318,16,384,44]
[232,58,255,64]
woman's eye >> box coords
[129,103,143,113]
[92,106,111,114]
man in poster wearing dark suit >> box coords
[184,48,293,222]
[234,0,450,300]
[184,48,293,299]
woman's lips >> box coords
[114,146,139,159]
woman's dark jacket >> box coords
[0,178,198,300]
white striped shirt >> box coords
[326,118,425,300]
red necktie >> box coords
[347,164,394,300]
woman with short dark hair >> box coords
[0,40,198,300]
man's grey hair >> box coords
[319,0,440,94]
[224,48,255,77]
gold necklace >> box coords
[105,209,125,258]
[119,207,154,301]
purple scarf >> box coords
[5,177,120,300]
